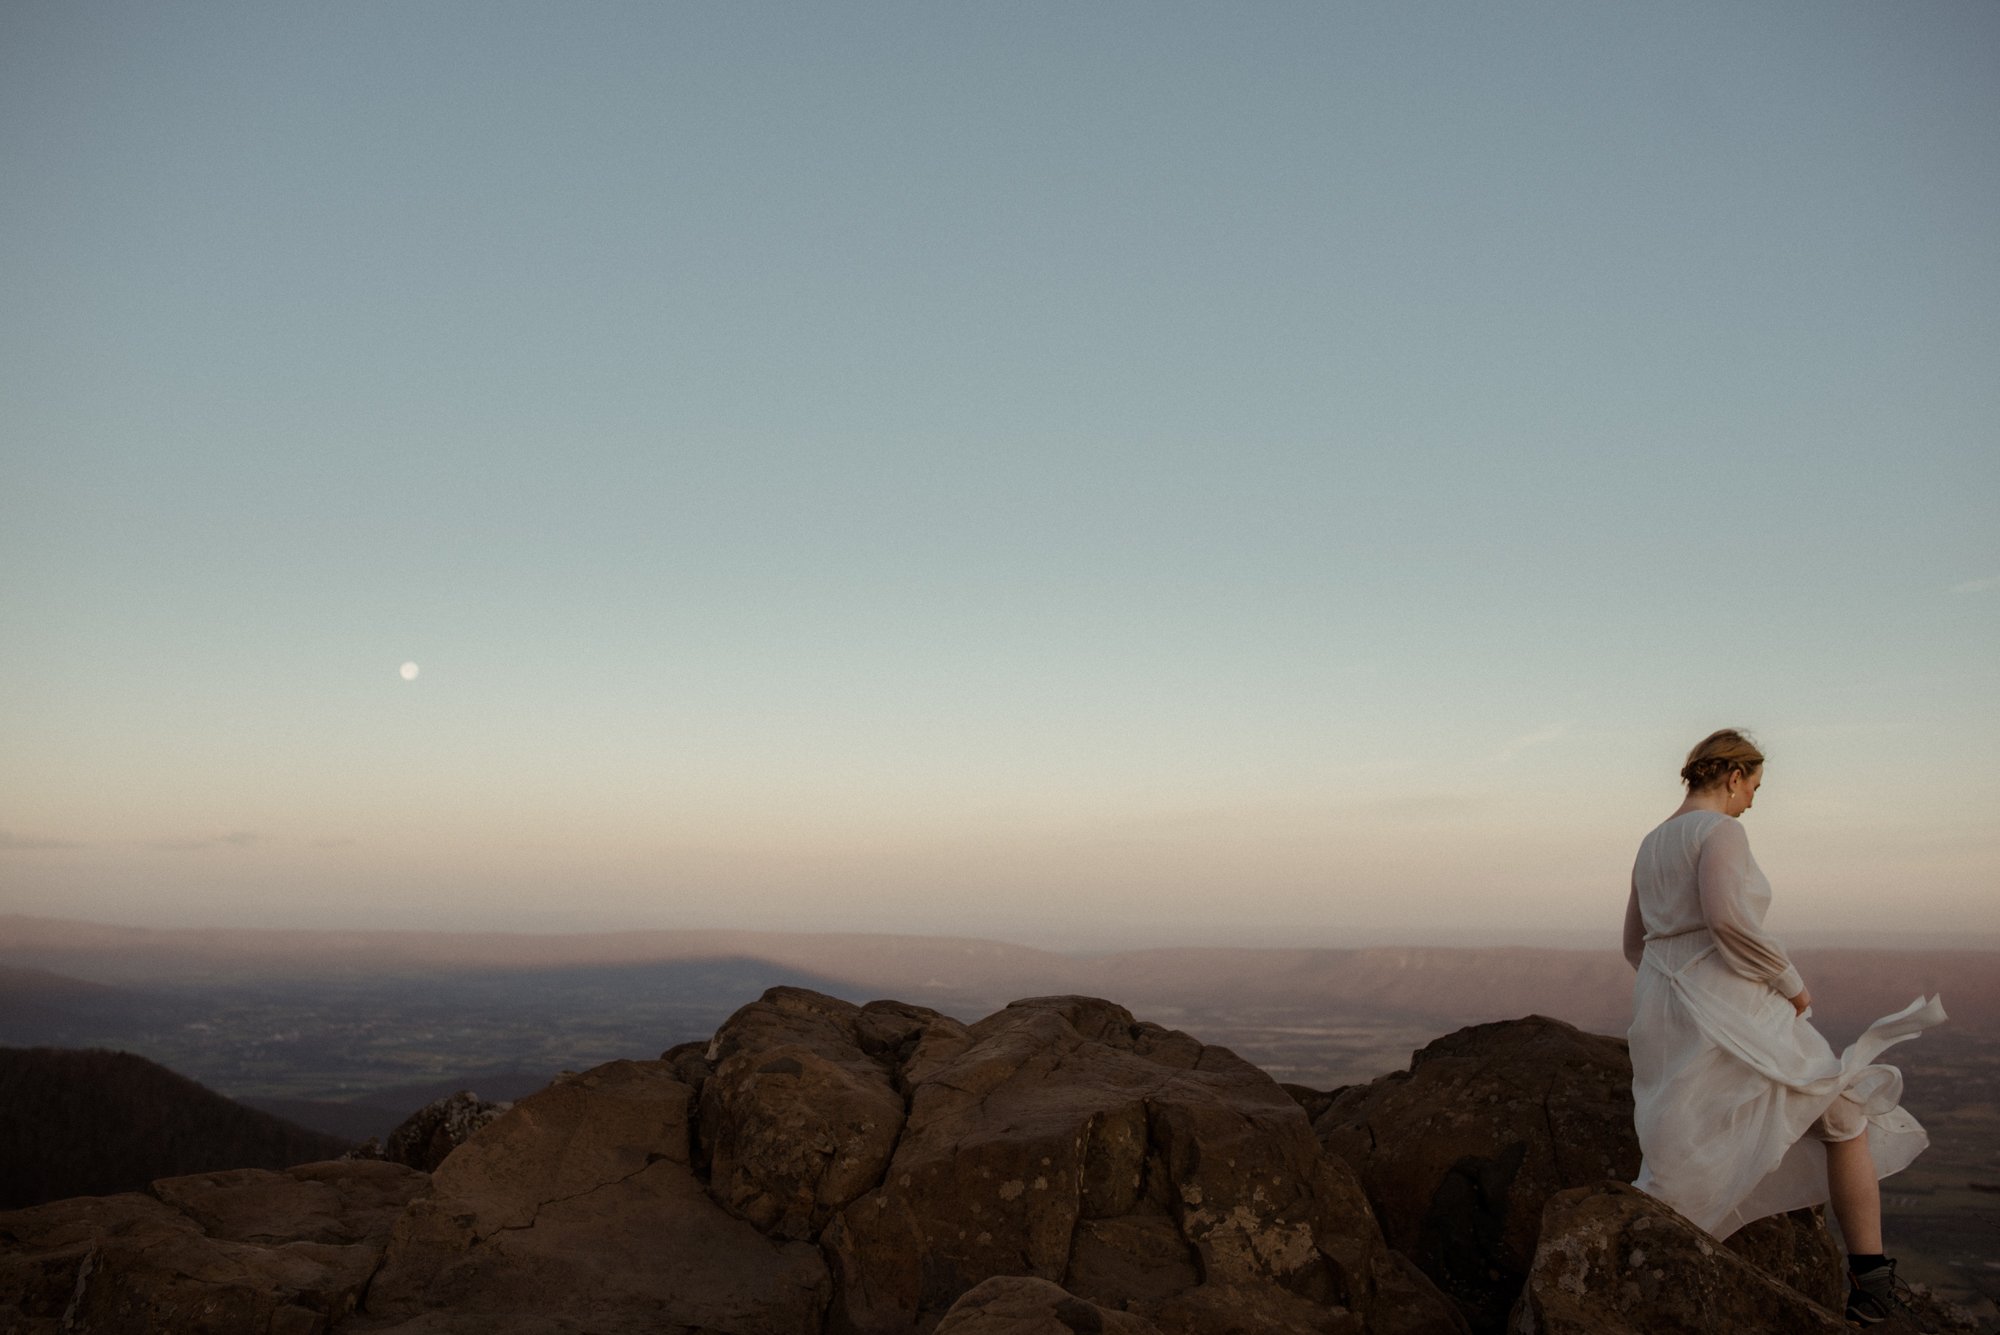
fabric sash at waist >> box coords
[1640,927,1722,975]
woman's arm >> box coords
[1696,818,1806,1001]
[1622,872,1644,970]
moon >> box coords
[399,662,420,681]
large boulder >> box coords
[696,987,912,1240]
[1508,1182,1848,1334]
[356,1057,829,1334]
[804,992,1465,1335]
[1312,1015,1840,1331]
[1313,1016,1636,1331]
[0,1158,425,1334]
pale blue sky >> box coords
[3,2,1995,947]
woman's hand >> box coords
[1790,987,1812,1016]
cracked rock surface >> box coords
[1514,1183,1977,1335]
[1508,1182,1849,1335]
[355,1056,829,1334]
[795,992,1466,1335]
[698,987,916,1241]
[0,1159,426,1334]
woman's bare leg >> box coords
[1825,1134,1883,1255]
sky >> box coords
[2,2,1995,951]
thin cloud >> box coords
[1480,721,1576,766]
[0,829,83,850]
[1949,574,2000,595]
[313,836,359,849]
[144,830,263,852]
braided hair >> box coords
[1680,728,1764,791]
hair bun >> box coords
[1681,730,1764,791]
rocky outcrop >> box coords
[0,1158,425,1333]
[349,987,1468,1334]
[371,1091,510,1173]
[4,997,1894,1335]
[1310,1015,1841,1332]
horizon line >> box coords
[4,911,1997,957]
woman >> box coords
[1623,729,1945,1329]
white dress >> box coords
[1622,809,1944,1239]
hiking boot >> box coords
[1846,1259,1936,1332]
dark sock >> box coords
[1848,1252,1888,1277]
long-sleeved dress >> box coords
[1622,809,1944,1239]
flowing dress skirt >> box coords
[1630,929,1944,1239]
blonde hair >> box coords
[1680,728,1764,791]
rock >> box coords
[1065,1215,1198,1303]
[0,1158,425,1334]
[934,1275,1163,1334]
[358,1057,829,1334]
[150,1158,430,1246]
[1720,1208,1842,1311]
[1312,1014,1846,1330]
[697,988,916,1240]
[1365,1248,1491,1335]
[819,993,1467,1335]
[658,1039,714,1090]
[1311,1016,1639,1332]
[22,997,1890,1335]
[377,1091,510,1173]
[1281,1083,1337,1123]
[10,991,1460,1335]
[1507,1182,1849,1334]
[1906,1286,1985,1335]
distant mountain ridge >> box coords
[0,963,125,1000]
[3,913,1992,1038]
